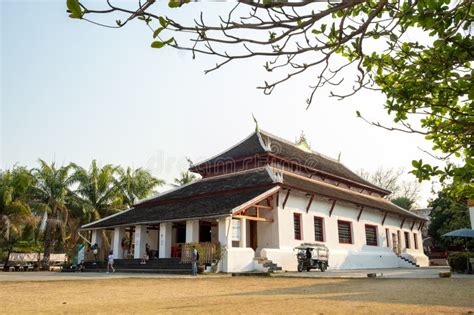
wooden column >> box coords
[240,218,247,248]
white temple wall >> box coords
[256,200,280,254]
[258,190,429,271]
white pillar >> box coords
[186,220,200,243]
[240,218,247,248]
[91,230,102,248]
[134,225,147,259]
[218,217,232,248]
[112,227,125,259]
[159,223,172,258]
[218,217,232,273]
[469,200,474,229]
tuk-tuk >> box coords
[294,243,329,272]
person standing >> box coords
[107,250,115,273]
[91,243,99,265]
[191,247,199,276]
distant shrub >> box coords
[447,252,474,273]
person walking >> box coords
[191,246,199,276]
[107,250,115,273]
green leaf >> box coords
[151,41,166,49]
[67,0,83,19]
[151,37,175,49]
[159,17,169,28]
[321,24,326,33]
[168,0,190,8]
[153,27,164,39]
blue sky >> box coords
[1,1,439,205]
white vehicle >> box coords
[294,243,329,272]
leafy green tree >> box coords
[0,167,37,266]
[71,160,123,221]
[391,196,415,211]
[173,171,197,187]
[31,160,75,268]
[173,158,198,187]
[68,0,473,199]
[428,191,472,248]
[116,167,164,207]
[71,160,125,256]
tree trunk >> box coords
[41,224,53,270]
[4,245,13,271]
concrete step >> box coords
[397,255,419,267]
[255,257,282,272]
[85,264,191,270]
[84,269,192,275]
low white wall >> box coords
[222,247,256,272]
[330,249,400,269]
[261,247,415,270]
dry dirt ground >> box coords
[0,277,473,314]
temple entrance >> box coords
[199,223,212,242]
[392,233,398,254]
[249,221,258,251]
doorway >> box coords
[392,233,399,255]
[249,221,258,251]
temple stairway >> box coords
[254,257,282,272]
[396,254,420,267]
[82,258,192,274]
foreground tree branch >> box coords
[66,0,474,199]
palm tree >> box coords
[71,160,123,256]
[71,160,123,221]
[173,157,198,187]
[173,171,197,187]
[0,167,37,267]
[31,160,75,269]
[117,167,164,207]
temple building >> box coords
[81,130,429,272]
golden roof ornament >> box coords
[295,131,311,152]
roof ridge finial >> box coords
[252,113,260,132]
[295,130,311,152]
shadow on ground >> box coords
[229,278,474,308]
